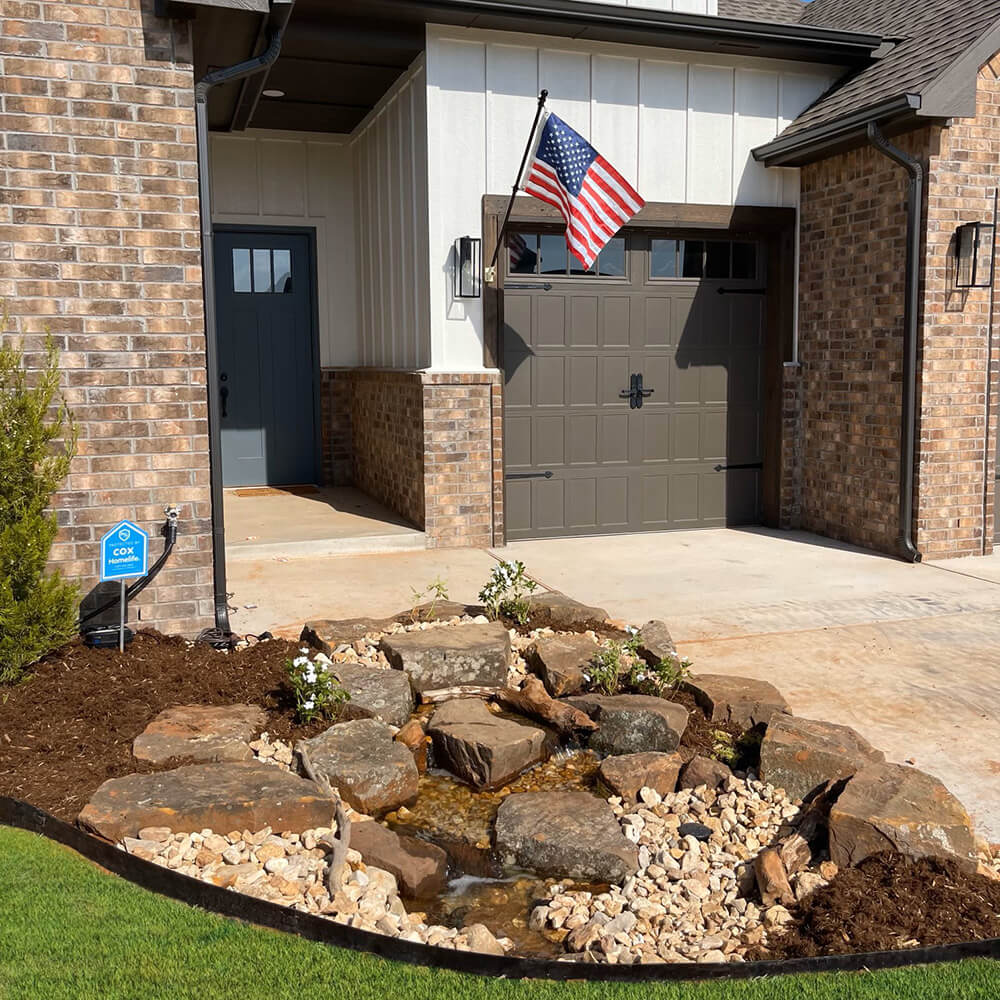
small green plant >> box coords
[409,576,449,623]
[0,322,80,685]
[711,728,739,767]
[632,652,693,698]
[286,648,350,725]
[478,559,538,625]
[589,630,642,695]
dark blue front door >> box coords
[214,230,317,487]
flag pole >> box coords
[489,89,548,272]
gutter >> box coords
[753,94,921,167]
[193,1,294,638]
[402,0,884,58]
[866,122,922,564]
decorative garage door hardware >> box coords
[506,471,554,480]
[714,462,764,472]
[716,286,768,295]
[504,282,553,290]
[4,796,1000,983]
[619,373,655,410]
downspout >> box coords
[194,17,291,637]
[866,122,923,563]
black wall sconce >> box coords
[454,236,482,299]
[955,221,995,288]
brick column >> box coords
[1,0,214,633]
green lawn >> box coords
[1,826,998,1000]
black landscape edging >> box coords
[3,796,1000,983]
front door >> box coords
[214,230,317,487]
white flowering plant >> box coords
[286,648,350,725]
[478,559,538,624]
[588,626,693,697]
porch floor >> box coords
[223,486,424,561]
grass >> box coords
[1,825,998,1000]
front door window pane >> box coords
[233,248,251,292]
[272,249,292,293]
[252,248,272,293]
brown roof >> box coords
[716,0,806,23]
[781,0,1000,138]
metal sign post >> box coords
[99,520,150,653]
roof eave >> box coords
[918,16,1000,120]
[752,93,922,167]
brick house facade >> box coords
[5,0,1000,637]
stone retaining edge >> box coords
[3,796,999,983]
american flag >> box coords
[521,111,644,270]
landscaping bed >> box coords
[2,583,999,967]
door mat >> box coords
[231,485,319,498]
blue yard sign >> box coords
[100,520,149,582]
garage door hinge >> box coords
[506,470,554,480]
[713,462,763,472]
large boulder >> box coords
[525,634,596,697]
[681,673,790,730]
[349,821,448,898]
[78,762,334,842]
[132,704,266,767]
[427,698,553,789]
[567,693,688,755]
[332,662,415,729]
[599,751,683,801]
[297,719,418,816]
[379,622,511,699]
[760,714,884,802]
[637,620,678,666]
[494,791,639,882]
[526,592,610,629]
[829,762,977,872]
[300,617,395,656]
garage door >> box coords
[502,229,765,540]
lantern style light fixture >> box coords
[454,235,482,299]
[955,221,995,288]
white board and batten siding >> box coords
[425,26,838,371]
[574,0,719,11]
[351,60,431,370]
[209,131,358,367]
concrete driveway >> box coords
[504,528,1000,842]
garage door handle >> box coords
[506,471,554,480]
[504,282,553,290]
[713,462,763,472]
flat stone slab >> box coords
[599,751,683,801]
[379,622,511,698]
[567,693,688,755]
[427,698,553,789]
[298,719,418,816]
[525,634,597,697]
[333,662,415,729]
[637,620,678,666]
[404,600,487,622]
[350,820,448,898]
[761,714,884,802]
[300,617,395,656]
[132,704,266,767]
[526,593,610,629]
[78,762,334,842]
[829,762,977,872]
[681,673,790,730]
[494,791,639,882]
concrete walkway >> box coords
[505,529,1000,842]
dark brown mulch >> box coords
[672,687,744,764]
[0,630,331,823]
[499,608,628,640]
[756,853,1000,958]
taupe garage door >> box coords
[502,229,765,540]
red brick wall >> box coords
[1,0,214,633]
[349,371,425,530]
[919,57,1000,557]
[790,129,934,555]
[323,369,503,547]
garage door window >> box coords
[508,232,626,278]
[650,239,758,281]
